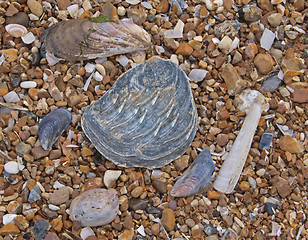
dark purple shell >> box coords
[38,108,72,150]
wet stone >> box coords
[239,5,262,22]
[261,73,282,92]
[173,155,189,171]
[0,223,20,235]
[264,202,277,215]
[168,200,177,211]
[270,176,292,198]
[14,215,29,231]
[126,9,147,25]
[15,142,32,156]
[128,198,149,211]
[161,208,175,232]
[27,0,44,17]
[28,184,42,203]
[204,225,218,236]
[216,134,229,147]
[254,53,274,75]
[49,187,70,205]
[221,63,246,96]
[152,180,167,194]
[279,135,304,154]
[293,89,308,103]
[44,232,60,240]
[259,132,273,150]
[32,146,49,159]
[146,206,162,218]
[33,218,50,240]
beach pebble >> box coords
[21,32,36,44]
[27,0,43,17]
[20,81,37,89]
[80,227,95,240]
[49,187,70,205]
[69,188,119,227]
[4,161,19,174]
[3,91,20,103]
[189,69,208,82]
[161,208,175,231]
[104,170,122,188]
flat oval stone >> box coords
[82,57,198,168]
[69,188,119,227]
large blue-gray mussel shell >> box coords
[38,108,72,151]
[82,57,198,168]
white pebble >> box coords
[4,161,19,174]
[20,81,37,89]
[80,227,95,240]
[53,180,66,189]
[260,28,275,51]
[229,37,240,52]
[188,69,208,82]
[85,63,96,73]
[94,71,103,82]
[82,0,92,11]
[164,20,184,38]
[116,55,131,67]
[117,6,126,16]
[170,54,179,65]
[193,36,203,42]
[28,13,39,21]
[48,204,60,211]
[256,168,265,176]
[67,4,79,19]
[218,35,232,51]
[137,225,146,236]
[2,214,17,225]
[126,0,140,4]
[104,170,122,188]
[3,91,20,103]
[95,64,106,76]
[141,1,152,9]
[155,46,165,54]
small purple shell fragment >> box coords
[170,148,215,197]
[259,132,273,150]
[38,108,72,151]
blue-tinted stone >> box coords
[259,132,273,150]
[261,73,282,93]
[28,184,42,203]
[203,225,218,236]
[33,218,50,240]
[264,202,277,216]
[145,207,162,218]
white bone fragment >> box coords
[213,90,269,194]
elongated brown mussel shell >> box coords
[38,108,72,150]
[42,18,151,64]
[81,57,198,168]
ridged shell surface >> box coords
[69,188,119,227]
[82,57,198,168]
[38,108,72,150]
[42,18,151,62]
